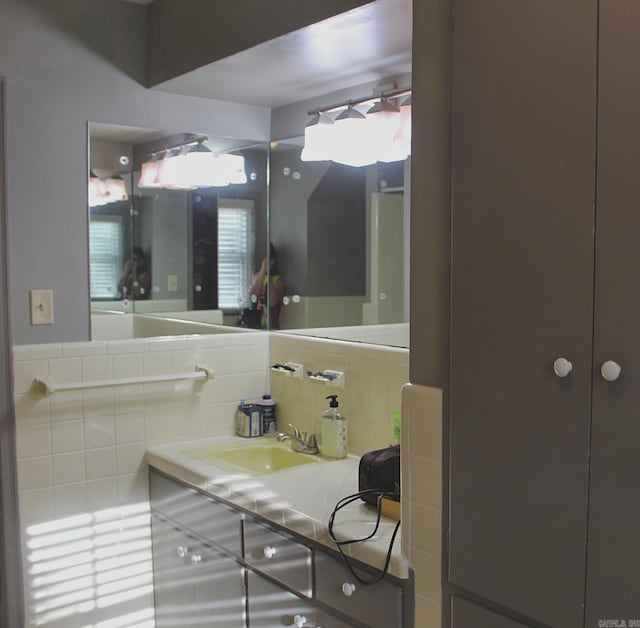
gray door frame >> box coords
[0,77,25,628]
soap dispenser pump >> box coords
[321,394,347,459]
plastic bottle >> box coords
[321,394,347,459]
[257,394,277,435]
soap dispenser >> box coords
[321,394,347,459]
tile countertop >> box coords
[145,435,408,579]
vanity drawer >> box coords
[243,518,313,597]
[315,553,403,628]
[149,470,242,556]
[247,570,352,628]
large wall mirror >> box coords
[269,136,410,348]
[88,122,269,339]
[88,119,410,348]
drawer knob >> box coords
[601,360,622,382]
[293,615,307,627]
[190,553,202,565]
[263,545,277,559]
[342,582,356,597]
[553,357,573,378]
[177,546,189,558]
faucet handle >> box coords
[288,423,302,439]
[306,433,318,448]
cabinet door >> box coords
[247,571,352,628]
[586,0,640,622]
[449,1,597,627]
[451,597,529,628]
[314,552,402,628]
[152,515,194,627]
[151,514,245,627]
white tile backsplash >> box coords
[16,424,51,459]
[52,451,86,484]
[402,383,443,627]
[14,331,270,627]
[13,330,422,628]
[51,420,84,454]
[270,333,408,455]
[85,447,117,480]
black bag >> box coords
[237,307,262,329]
[358,444,400,505]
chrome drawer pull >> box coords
[341,582,356,597]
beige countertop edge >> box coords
[144,445,409,580]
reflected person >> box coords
[249,243,285,329]
[118,246,150,300]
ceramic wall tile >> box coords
[51,421,84,454]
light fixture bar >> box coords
[308,86,411,117]
[145,134,206,159]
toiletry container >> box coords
[321,394,347,458]
[236,402,262,437]
[257,394,277,434]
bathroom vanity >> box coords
[146,437,413,628]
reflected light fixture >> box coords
[301,86,412,167]
[137,137,248,190]
[137,152,164,189]
[88,170,129,206]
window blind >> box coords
[218,200,255,309]
[89,216,123,299]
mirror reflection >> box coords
[88,123,269,338]
[269,136,410,348]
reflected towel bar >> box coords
[32,365,213,396]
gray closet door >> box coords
[449,1,597,627]
[586,1,640,622]
[451,597,530,628]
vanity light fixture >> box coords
[300,113,335,162]
[301,86,412,167]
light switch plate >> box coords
[167,274,178,292]
[30,289,54,325]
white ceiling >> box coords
[151,0,412,108]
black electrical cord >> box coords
[328,489,401,585]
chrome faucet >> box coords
[277,423,319,454]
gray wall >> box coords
[143,191,189,302]
[409,0,451,388]
[0,76,24,628]
[0,0,270,344]
[269,149,326,295]
[147,0,374,86]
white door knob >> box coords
[263,545,276,559]
[601,360,622,382]
[341,582,356,597]
[553,357,573,378]
[293,615,307,627]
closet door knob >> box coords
[177,546,189,558]
[601,360,622,382]
[292,615,307,627]
[190,553,202,566]
[263,545,276,559]
[553,357,573,378]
